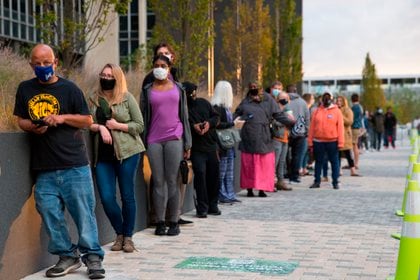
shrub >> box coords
[0,48,33,131]
[0,48,145,132]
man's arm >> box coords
[43,114,93,128]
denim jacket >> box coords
[88,92,145,164]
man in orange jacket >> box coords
[308,92,344,189]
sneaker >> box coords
[110,234,123,251]
[155,221,166,236]
[83,254,105,279]
[167,222,180,236]
[333,184,339,189]
[208,208,222,215]
[123,237,136,253]
[309,182,320,189]
[231,198,242,203]
[178,218,193,225]
[289,179,301,185]
[247,189,255,197]
[46,256,82,278]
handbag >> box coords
[180,160,193,184]
[216,128,241,150]
[270,119,284,138]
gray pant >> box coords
[147,139,183,223]
[274,140,288,181]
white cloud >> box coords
[303,0,420,77]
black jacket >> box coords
[188,98,220,153]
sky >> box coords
[303,0,420,78]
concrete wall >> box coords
[0,133,164,279]
[0,132,236,279]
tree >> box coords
[264,0,302,88]
[361,53,386,113]
[219,0,272,97]
[390,88,420,124]
[148,0,215,84]
[35,0,130,72]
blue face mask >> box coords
[34,64,55,82]
[272,89,280,97]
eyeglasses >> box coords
[99,74,114,79]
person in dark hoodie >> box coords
[184,81,222,218]
[286,84,310,185]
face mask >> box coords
[163,54,172,62]
[34,64,54,82]
[323,98,332,107]
[279,99,288,105]
[272,89,280,97]
[153,67,168,80]
[100,78,116,91]
[249,89,259,96]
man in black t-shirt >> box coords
[13,44,105,279]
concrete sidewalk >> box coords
[23,141,410,280]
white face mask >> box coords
[153,67,168,80]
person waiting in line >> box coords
[211,80,243,203]
[14,44,105,279]
[234,82,294,197]
[308,92,344,190]
[185,81,222,218]
[300,92,316,177]
[88,63,145,253]
[141,42,193,226]
[350,94,363,168]
[372,107,385,151]
[336,95,361,177]
[286,84,310,185]
[272,88,295,191]
[384,106,397,149]
[140,55,192,236]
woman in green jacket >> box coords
[89,63,145,253]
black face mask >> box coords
[322,97,332,107]
[249,89,259,96]
[100,78,116,91]
[279,99,288,105]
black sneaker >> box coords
[155,221,167,235]
[178,218,193,225]
[46,256,82,277]
[309,182,320,189]
[83,254,105,279]
[333,184,339,189]
[167,222,180,236]
[208,209,222,215]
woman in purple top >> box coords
[140,55,192,236]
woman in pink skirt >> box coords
[234,82,295,197]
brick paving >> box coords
[23,140,411,280]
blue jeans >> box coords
[288,136,306,181]
[313,141,340,186]
[34,165,104,258]
[219,148,236,201]
[95,154,140,237]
